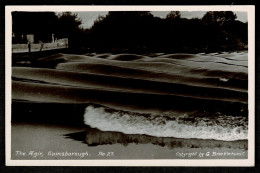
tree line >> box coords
[12,11,248,53]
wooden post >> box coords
[28,42,31,53]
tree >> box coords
[166,11,181,19]
[202,11,237,25]
[55,12,86,51]
[56,12,82,38]
[12,12,58,43]
[90,11,156,52]
[88,10,247,53]
[93,15,106,26]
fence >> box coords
[12,38,68,53]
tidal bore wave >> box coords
[83,105,248,141]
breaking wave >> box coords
[84,105,248,141]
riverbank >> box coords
[11,122,248,160]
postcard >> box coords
[5,5,255,166]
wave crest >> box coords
[83,105,248,141]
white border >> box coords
[5,5,255,166]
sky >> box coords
[77,11,248,29]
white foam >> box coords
[219,78,229,82]
[83,105,248,141]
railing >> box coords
[12,38,68,53]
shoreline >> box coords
[11,122,248,160]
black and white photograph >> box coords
[5,6,255,166]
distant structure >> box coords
[26,34,34,44]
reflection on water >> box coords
[65,126,248,150]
